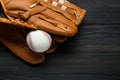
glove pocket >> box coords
[0,22,45,64]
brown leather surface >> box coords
[1,0,86,36]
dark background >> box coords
[0,0,120,80]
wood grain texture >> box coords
[0,0,120,80]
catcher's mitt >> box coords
[0,0,86,64]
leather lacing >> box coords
[31,0,80,25]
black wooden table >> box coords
[0,0,120,80]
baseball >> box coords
[26,30,52,53]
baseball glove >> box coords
[0,0,86,64]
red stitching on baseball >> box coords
[42,31,52,45]
[28,33,36,51]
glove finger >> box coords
[27,14,77,36]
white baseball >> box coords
[26,30,52,53]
